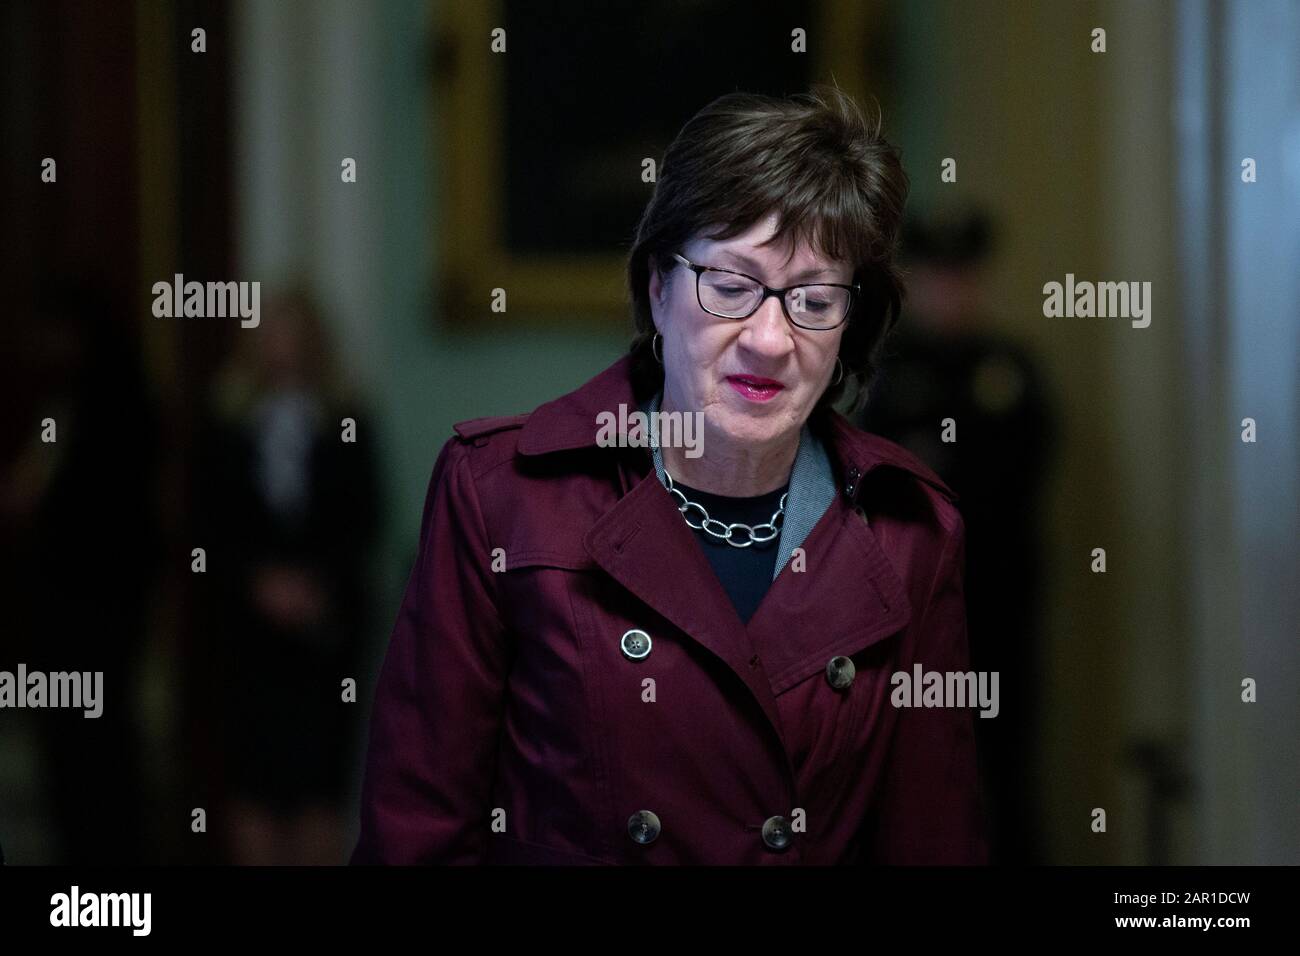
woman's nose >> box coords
[739,294,795,355]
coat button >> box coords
[620,628,652,661]
[826,655,856,690]
[627,810,661,845]
[761,815,793,851]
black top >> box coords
[671,479,789,625]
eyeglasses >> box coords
[670,252,858,331]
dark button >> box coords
[628,810,661,845]
[761,815,793,851]
[826,655,856,690]
[620,628,652,661]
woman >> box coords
[353,86,987,865]
[199,289,381,864]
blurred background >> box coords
[1,0,1296,865]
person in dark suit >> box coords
[860,208,1056,863]
[197,289,381,865]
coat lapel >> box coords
[581,468,790,741]
[745,497,913,695]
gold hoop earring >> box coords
[652,332,664,364]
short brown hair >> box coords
[626,84,910,417]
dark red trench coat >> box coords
[352,354,988,865]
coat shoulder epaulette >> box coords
[850,429,959,505]
[452,413,530,445]
[828,413,960,506]
[878,446,959,504]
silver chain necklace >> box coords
[662,467,787,549]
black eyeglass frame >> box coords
[670,252,859,331]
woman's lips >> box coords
[726,375,785,402]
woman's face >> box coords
[648,211,851,455]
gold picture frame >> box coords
[432,0,878,326]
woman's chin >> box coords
[708,411,790,451]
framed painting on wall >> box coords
[433,0,884,327]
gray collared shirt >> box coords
[638,389,837,580]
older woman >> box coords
[353,86,987,865]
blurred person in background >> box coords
[859,208,1055,863]
[0,278,160,863]
[196,289,381,865]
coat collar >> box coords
[516,352,957,506]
